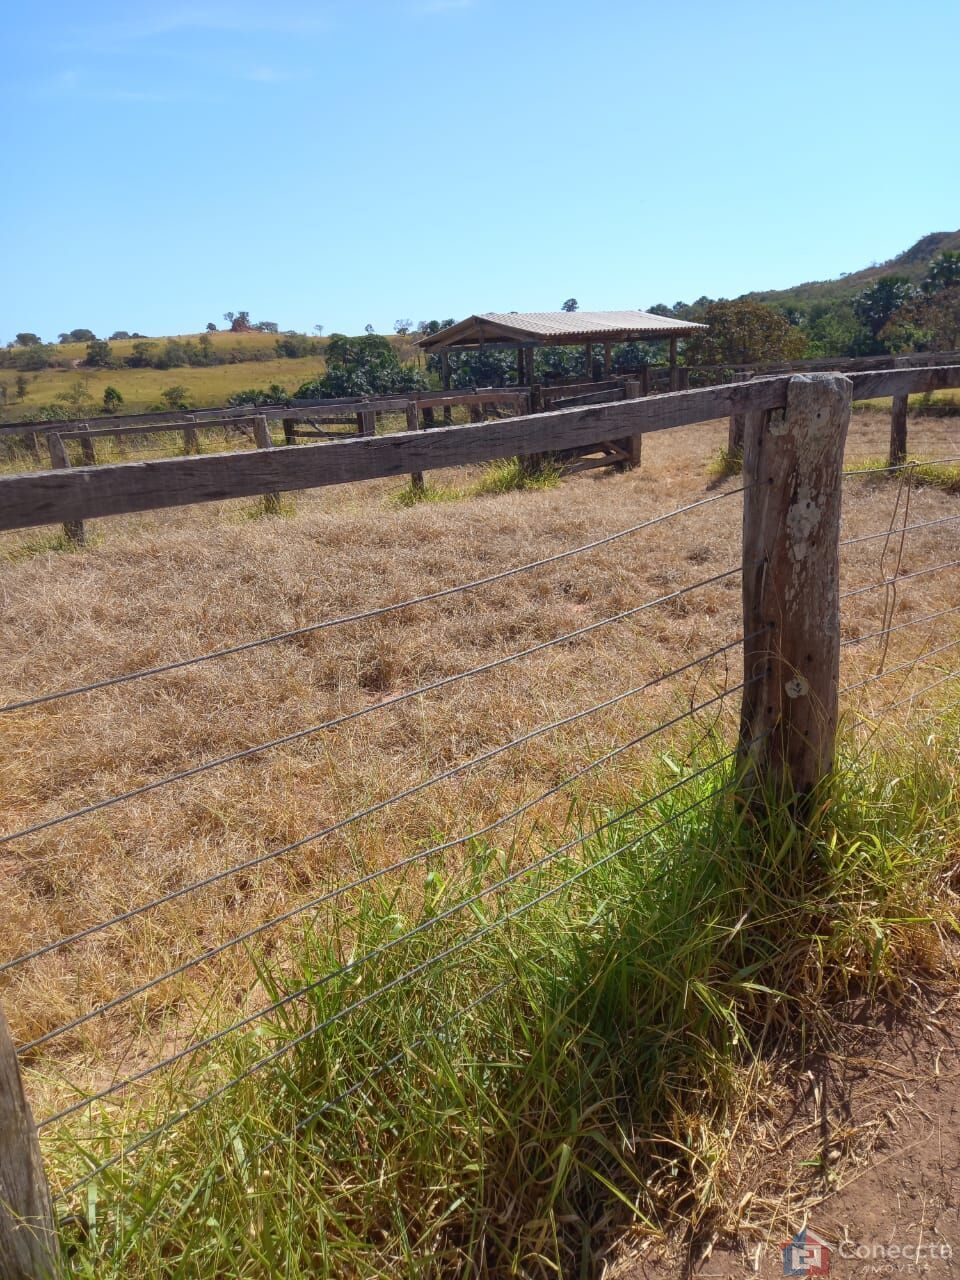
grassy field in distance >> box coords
[0,330,426,420]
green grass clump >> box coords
[852,456,960,493]
[51,710,960,1278]
[470,456,561,497]
[708,445,743,480]
[391,479,464,507]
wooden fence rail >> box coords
[1,366,957,536]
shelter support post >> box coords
[669,337,679,391]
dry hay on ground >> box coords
[1,410,959,1118]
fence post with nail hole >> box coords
[738,373,852,801]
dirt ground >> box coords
[2,408,959,1125]
[607,993,960,1280]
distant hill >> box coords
[743,230,960,310]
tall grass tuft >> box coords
[470,456,561,497]
[52,707,960,1278]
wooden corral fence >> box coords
[0,365,958,543]
[3,368,960,1273]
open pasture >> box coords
[2,406,959,1118]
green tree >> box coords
[852,277,913,341]
[102,386,124,413]
[84,339,113,367]
[55,379,97,419]
[58,328,96,344]
[206,321,218,332]
[296,331,425,399]
[127,340,158,368]
[921,252,960,295]
[15,374,28,400]
[275,332,316,358]
[161,385,190,410]
[682,299,807,366]
[561,298,579,312]
[805,301,866,358]
[15,332,41,347]
[882,286,960,353]
[109,330,132,340]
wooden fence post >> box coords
[889,394,908,467]
[251,415,282,514]
[406,401,424,493]
[47,433,85,546]
[358,410,376,438]
[78,428,96,466]
[282,418,297,447]
[728,413,745,456]
[738,374,852,800]
[622,379,643,469]
[181,420,199,454]
[0,1008,60,1278]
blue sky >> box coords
[3,0,958,342]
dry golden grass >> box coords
[2,409,959,1119]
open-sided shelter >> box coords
[416,309,707,388]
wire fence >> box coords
[2,402,959,1232]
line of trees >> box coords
[656,251,960,362]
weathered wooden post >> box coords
[282,417,297,447]
[622,379,643,469]
[669,336,679,391]
[181,419,199,454]
[738,374,851,801]
[640,365,650,397]
[47,433,84,546]
[0,1009,61,1278]
[78,428,96,466]
[406,400,424,494]
[889,395,908,466]
[251,415,282,515]
[728,413,745,456]
[358,409,376,437]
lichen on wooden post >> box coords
[0,1009,60,1278]
[738,373,852,800]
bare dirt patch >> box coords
[607,993,960,1280]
